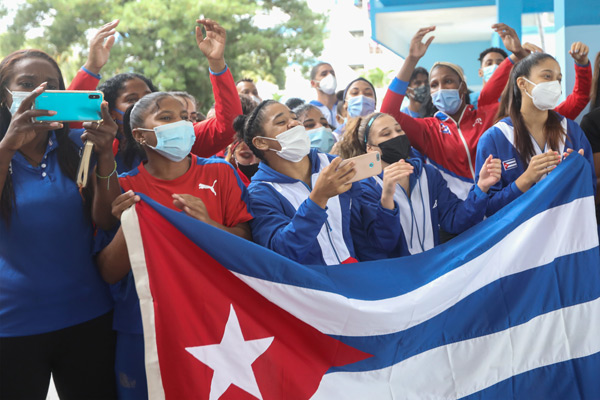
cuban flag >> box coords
[121,154,599,400]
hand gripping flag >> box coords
[121,154,600,400]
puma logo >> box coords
[198,179,217,196]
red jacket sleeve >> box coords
[67,68,101,129]
[191,67,242,158]
[67,68,101,91]
[555,62,592,120]
[477,57,513,109]
[380,79,433,155]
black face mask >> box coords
[377,135,411,164]
[237,162,260,180]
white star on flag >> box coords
[185,304,274,400]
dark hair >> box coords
[239,94,258,116]
[591,51,600,109]
[343,77,377,103]
[478,47,509,64]
[234,100,278,160]
[409,67,428,85]
[0,49,85,223]
[235,78,254,85]
[97,73,157,112]
[285,97,305,110]
[496,52,563,165]
[171,91,197,109]
[121,92,181,167]
[292,103,320,121]
[310,62,331,81]
[335,113,382,159]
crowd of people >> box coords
[0,16,598,400]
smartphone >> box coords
[34,90,103,122]
[338,152,382,183]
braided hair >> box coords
[233,100,277,160]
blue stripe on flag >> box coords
[327,247,600,372]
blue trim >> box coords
[373,0,494,12]
[81,66,101,80]
[209,64,228,76]
[389,77,408,95]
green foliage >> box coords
[0,0,327,110]
[360,67,394,88]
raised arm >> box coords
[380,27,436,155]
[555,42,591,120]
[190,18,243,157]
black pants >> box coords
[0,312,116,400]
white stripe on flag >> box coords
[311,296,600,399]
[121,206,166,400]
[234,196,598,337]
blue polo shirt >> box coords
[0,132,113,337]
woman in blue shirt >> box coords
[0,49,119,399]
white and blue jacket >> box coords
[248,149,401,265]
[353,158,490,259]
[476,115,596,217]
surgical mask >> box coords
[377,135,411,164]
[431,89,462,115]
[260,125,310,163]
[139,120,196,162]
[482,64,498,82]
[523,78,562,111]
[411,85,430,104]
[347,95,376,117]
[307,126,336,153]
[238,162,259,179]
[6,89,30,116]
[251,95,262,104]
[318,74,337,95]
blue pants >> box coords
[115,332,147,400]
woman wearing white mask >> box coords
[238,100,401,265]
[476,52,595,216]
[293,103,336,152]
[381,24,535,201]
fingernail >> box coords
[48,111,57,115]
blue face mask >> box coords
[139,120,196,162]
[307,126,336,153]
[431,89,462,115]
[6,89,30,116]
[347,95,376,117]
[482,64,498,82]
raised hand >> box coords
[196,18,226,72]
[492,23,527,59]
[309,157,356,209]
[408,26,436,60]
[522,42,543,55]
[569,42,589,65]
[84,20,119,75]
[476,155,501,193]
[381,159,414,209]
[111,191,140,220]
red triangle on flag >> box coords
[132,202,371,399]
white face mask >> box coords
[523,78,562,111]
[6,88,30,116]
[260,125,310,163]
[318,74,337,95]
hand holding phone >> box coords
[34,91,103,122]
[338,152,382,183]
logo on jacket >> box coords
[198,180,218,196]
[502,158,517,171]
[472,118,483,127]
[440,122,451,135]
